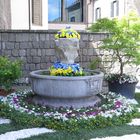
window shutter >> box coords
[32,0,42,25]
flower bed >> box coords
[105,74,138,84]
[55,27,80,39]
[49,62,84,76]
[0,91,137,132]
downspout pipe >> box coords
[86,0,92,28]
[28,0,31,30]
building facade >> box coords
[93,0,140,22]
[0,0,139,30]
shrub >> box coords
[88,12,140,82]
[0,56,22,91]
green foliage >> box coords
[0,102,136,133]
[0,56,22,91]
[88,12,140,75]
[89,58,101,70]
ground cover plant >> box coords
[0,90,137,132]
[0,93,140,140]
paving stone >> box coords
[29,33,39,41]
[19,50,26,57]
[16,33,29,42]
[0,118,11,124]
[12,49,19,56]
[46,49,55,56]
[40,63,47,69]
[40,34,46,41]
[83,49,88,55]
[32,41,40,48]
[27,57,32,63]
[8,33,16,41]
[29,64,35,71]
[81,34,89,41]
[15,42,20,49]
[30,49,37,56]
[37,49,42,56]
[20,42,32,49]
[4,50,12,56]
[32,57,41,64]
[36,64,41,70]
[1,33,9,41]
[5,42,15,49]
[88,49,94,56]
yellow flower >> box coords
[54,27,80,39]
[62,70,67,75]
[50,69,56,76]
[77,34,80,39]
[55,34,59,39]
[66,33,69,38]
[67,67,72,73]
[57,68,63,74]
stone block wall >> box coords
[0,30,108,77]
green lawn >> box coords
[0,93,140,140]
[22,125,140,140]
[0,124,26,135]
[0,124,140,140]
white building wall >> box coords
[93,0,125,22]
[11,0,29,29]
[125,0,139,15]
[11,0,48,30]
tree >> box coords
[88,12,140,76]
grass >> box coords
[0,93,140,140]
[135,93,140,105]
[0,124,140,140]
[0,124,26,135]
[22,125,140,140]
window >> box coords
[95,7,101,20]
[70,17,75,22]
[32,0,42,25]
[48,0,83,22]
[111,0,119,17]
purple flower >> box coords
[115,101,122,108]
[13,97,18,104]
[86,111,99,116]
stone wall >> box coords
[0,30,108,77]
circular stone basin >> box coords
[30,70,103,98]
[30,70,104,108]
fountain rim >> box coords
[30,69,104,80]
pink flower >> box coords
[115,101,122,108]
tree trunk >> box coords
[120,62,123,76]
[116,49,123,76]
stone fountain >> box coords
[30,28,104,108]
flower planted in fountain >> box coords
[30,27,104,108]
